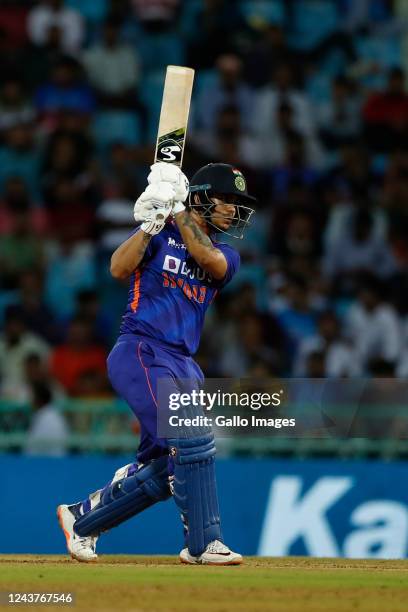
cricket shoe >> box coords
[57,504,98,562]
[180,540,243,565]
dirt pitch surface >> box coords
[0,555,407,612]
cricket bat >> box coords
[154,65,195,167]
[152,65,195,222]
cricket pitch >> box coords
[0,556,407,612]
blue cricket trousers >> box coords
[107,333,204,465]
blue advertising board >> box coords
[1,456,408,558]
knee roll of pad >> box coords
[169,433,217,465]
[169,433,222,557]
[74,456,172,537]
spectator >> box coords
[323,208,398,285]
[317,75,362,150]
[251,63,321,169]
[245,24,298,89]
[382,151,408,267]
[253,101,323,168]
[24,382,69,456]
[44,223,97,320]
[102,143,143,199]
[342,0,394,34]
[270,132,320,199]
[304,350,327,378]
[270,208,322,263]
[324,186,387,254]
[41,131,98,207]
[273,275,318,360]
[50,316,108,396]
[24,353,51,389]
[20,352,62,404]
[363,66,408,151]
[294,311,361,377]
[0,176,48,237]
[72,289,115,347]
[131,0,181,31]
[96,185,135,255]
[345,276,402,371]
[83,17,141,109]
[0,78,35,135]
[34,56,95,129]
[325,143,376,194]
[2,0,408,404]
[187,0,251,69]
[192,105,258,169]
[219,312,283,376]
[194,54,255,133]
[212,284,286,375]
[74,368,112,399]
[0,26,25,86]
[350,370,401,439]
[0,312,49,400]
[253,62,316,135]
[5,270,60,345]
[27,0,84,54]
[0,205,44,289]
[22,24,66,91]
[45,178,97,246]
[0,123,40,198]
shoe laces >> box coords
[90,536,97,552]
[75,533,97,552]
[206,540,230,554]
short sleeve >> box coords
[214,242,240,287]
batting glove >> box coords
[141,217,167,236]
[148,162,189,203]
[172,200,186,214]
[134,182,175,223]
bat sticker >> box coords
[156,127,186,165]
[157,139,182,162]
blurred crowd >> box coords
[2,0,408,427]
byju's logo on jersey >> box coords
[163,255,181,273]
[157,139,182,163]
[163,255,211,282]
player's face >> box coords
[210,194,237,231]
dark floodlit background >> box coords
[1,0,408,558]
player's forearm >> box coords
[174,211,227,279]
[110,231,152,279]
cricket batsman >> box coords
[57,162,256,565]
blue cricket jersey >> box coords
[119,221,240,355]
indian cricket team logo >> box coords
[157,138,182,163]
[233,168,246,191]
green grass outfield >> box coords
[0,556,407,612]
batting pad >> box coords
[169,433,222,557]
[74,456,172,536]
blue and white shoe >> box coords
[180,540,243,565]
[57,504,98,562]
